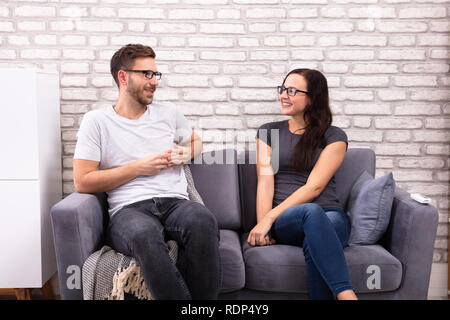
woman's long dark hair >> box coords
[282,69,332,172]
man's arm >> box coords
[186,131,203,159]
[73,153,171,194]
[168,131,203,166]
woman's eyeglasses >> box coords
[277,86,309,96]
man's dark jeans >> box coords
[105,197,221,300]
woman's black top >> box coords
[256,120,348,209]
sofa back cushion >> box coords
[239,148,376,232]
[188,149,242,230]
[334,148,376,209]
[238,150,259,233]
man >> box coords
[73,44,221,300]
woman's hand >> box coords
[247,214,277,247]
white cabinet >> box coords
[0,68,62,288]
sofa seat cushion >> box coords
[344,244,402,293]
[242,234,402,294]
[219,229,245,293]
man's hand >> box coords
[167,144,191,166]
[247,214,277,247]
[133,153,171,176]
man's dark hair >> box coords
[110,44,156,88]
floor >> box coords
[0,292,448,300]
[1,263,448,300]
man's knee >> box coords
[184,203,219,236]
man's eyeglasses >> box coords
[277,86,309,96]
[124,70,162,80]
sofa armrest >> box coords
[50,192,108,300]
[381,187,439,299]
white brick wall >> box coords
[0,0,448,270]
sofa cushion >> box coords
[219,229,245,293]
[347,171,395,245]
[243,241,308,293]
[334,148,376,210]
[242,234,402,294]
[344,244,402,293]
[189,149,241,230]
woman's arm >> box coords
[247,141,347,246]
[255,138,275,223]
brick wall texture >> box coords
[0,0,448,263]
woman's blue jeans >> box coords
[270,203,354,300]
[105,197,221,300]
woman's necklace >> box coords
[289,120,306,134]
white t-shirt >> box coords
[74,102,192,217]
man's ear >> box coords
[118,70,127,87]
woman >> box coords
[247,68,357,300]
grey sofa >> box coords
[51,148,438,300]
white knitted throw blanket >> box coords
[82,241,178,300]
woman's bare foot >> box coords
[336,289,358,300]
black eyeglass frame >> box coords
[123,69,162,80]
[277,85,309,96]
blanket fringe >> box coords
[108,263,153,300]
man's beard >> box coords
[127,77,154,106]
